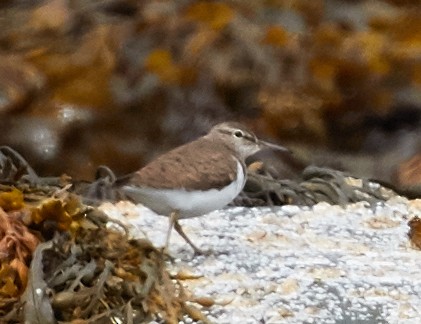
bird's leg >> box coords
[174,220,209,255]
[165,210,179,253]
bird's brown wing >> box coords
[126,138,241,191]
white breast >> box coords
[122,160,246,218]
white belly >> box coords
[122,161,245,218]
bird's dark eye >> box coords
[234,130,244,138]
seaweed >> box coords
[0,147,209,323]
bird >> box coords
[117,122,288,254]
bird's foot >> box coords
[191,246,213,257]
[160,246,177,262]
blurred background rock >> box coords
[0,0,420,194]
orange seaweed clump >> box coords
[30,197,83,233]
[0,185,89,317]
[185,1,234,30]
[0,207,40,307]
[0,188,24,211]
[145,49,197,85]
[262,26,289,47]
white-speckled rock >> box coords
[100,198,421,324]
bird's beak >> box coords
[258,140,290,153]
